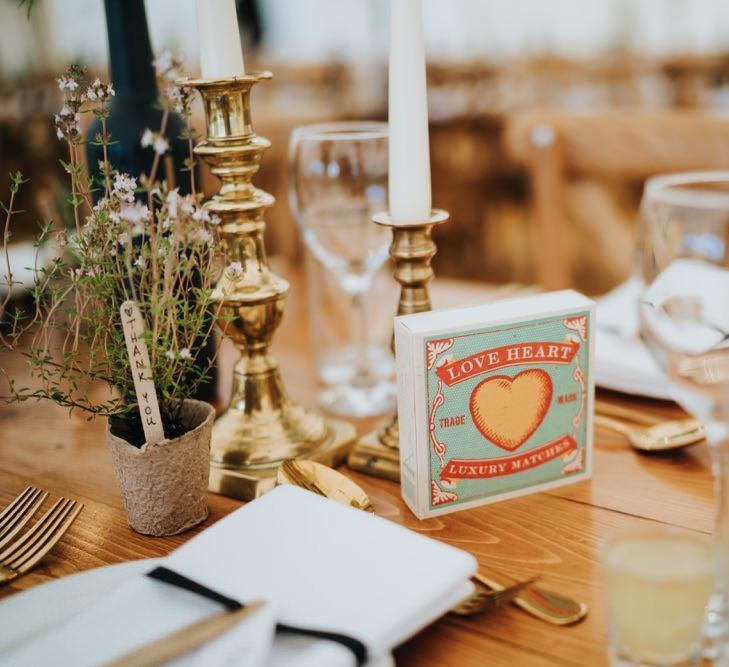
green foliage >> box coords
[0,65,226,428]
[17,0,34,19]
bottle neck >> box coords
[104,0,158,99]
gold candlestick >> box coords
[348,209,449,481]
[183,72,356,500]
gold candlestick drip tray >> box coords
[210,412,356,500]
[346,429,401,483]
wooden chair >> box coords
[503,109,729,290]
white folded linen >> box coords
[1,485,476,667]
[596,277,671,399]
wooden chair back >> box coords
[503,109,729,289]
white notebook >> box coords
[2,486,476,667]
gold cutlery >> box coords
[0,486,48,550]
[277,459,587,625]
[0,496,83,585]
[104,600,266,667]
[277,459,374,513]
[471,571,586,625]
[596,399,692,427]
[594,414,704,451]
[450,576,538,616]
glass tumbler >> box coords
[602,526,713,667]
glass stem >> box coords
[713,443,729,591]
[704,440,729,659]
[350,287,372,388]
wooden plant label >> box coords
[120,300,165,445]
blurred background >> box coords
[5,0,729,294]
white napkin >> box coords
[0,242,56,299]
[596,277,672,399]
[642,259,729,356]
[2,486,476,667]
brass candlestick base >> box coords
[184,73,355,501]
[347,210,449,481]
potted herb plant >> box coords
[0,62,226,536]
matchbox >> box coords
[394,290,595,519]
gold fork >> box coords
[0,496,83,585]
[0,486,48,551]
[450,576,538,616]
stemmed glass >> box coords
[638,171,729,659]
[289,122,394,418]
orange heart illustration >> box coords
[469,369,553,451]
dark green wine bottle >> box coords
[86,0,217,405]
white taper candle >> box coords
[195,0,246,79]
[388,0,432,224]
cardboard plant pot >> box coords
[106,399,214,536]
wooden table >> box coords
[0,268,712,667]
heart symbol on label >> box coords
[124,306,134,318]
[469,369,553,451]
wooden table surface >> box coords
[0,267,711,667]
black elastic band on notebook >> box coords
[147,566,242,611]
[146,566,368,666]
[276,623,368,665]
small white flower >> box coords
[57,76,78,92]
[165,349,176,360]
[152,50,174,77]
[196,228,212,244]
[192,208,210,223]
[113,173,137,203]
[153,50,184,83]
[209,214,221,226]
[56,128,64,140]
[153,136,169,155]
[211,288,225,300]
[120,202,151,226]
[179,348,192,360]
[118,232,130,246]
[141,128,154,148]
[181,197,195,215]
[165,86,184,112]
[134,255,146,269]
[86,78,115,102]
[226,261,244,279]
[166,188,180,218]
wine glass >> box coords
[638,171,729,659]
[289,121,395,418]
